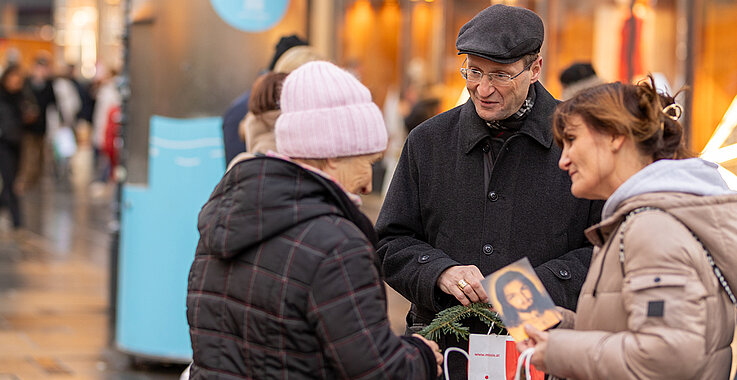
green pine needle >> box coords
[419,303,506,341]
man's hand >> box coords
[412,334,443,376]
[516,324,549,373]
[437,265,488,306]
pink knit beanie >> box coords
[275,61,388,158]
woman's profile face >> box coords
[503,278,533,311]
[331,152,383,195]
[557,114,617,200]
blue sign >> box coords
[210,0,290,32]
[116,116,225,361]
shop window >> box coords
[693,1,737,159]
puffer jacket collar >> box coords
[586,168,737,302]
[197,155,378,260]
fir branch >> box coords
[419,303,506,342]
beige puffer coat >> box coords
[546,159,737,380]
[239,109,279,154]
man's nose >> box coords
[476,77,496,97]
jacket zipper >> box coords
[591,223,621,298]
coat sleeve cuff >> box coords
[545,329,610,379]
[419,256,461,312]
[553,307,576,329]
[402,336,437,380]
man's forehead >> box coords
[467,54,523,69]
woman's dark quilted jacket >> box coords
[187,156,436,379]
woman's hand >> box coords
[412,334,443,377]
[516,324,549,373]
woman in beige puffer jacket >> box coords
[240,72,286,153]
[517,76,737,380]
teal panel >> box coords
[116,116,224,360]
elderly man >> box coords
[376,4,604,376]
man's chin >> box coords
[474,104,507,122]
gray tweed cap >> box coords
[456,4,544,64]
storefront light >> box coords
[72,8,95,28]
[702,94,737,155]
[39,25,55,41]
[701,94,737,189]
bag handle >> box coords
[442,347,469,380]
[620,206,736,304]
[514,348,534,380]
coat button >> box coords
[559,269,570,278]
[482,244,494,255]
[482,144,490,153]
[487,191,498,202]
[418,254,430,263]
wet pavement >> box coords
[0,170,409,380]
[0,176,186,380]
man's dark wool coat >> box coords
[187,156,437,380]
[376,82,603,372]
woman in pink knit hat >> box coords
[187,61,442,379]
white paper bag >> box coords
[444,334,545,380]
[468,333,510,379]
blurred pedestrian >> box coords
[404,96,440,134]
[221,34,308,166]
[187,61,442,379]
[0,65,35,229]
[16,54,56,194]
[559,62,603,100]
[91,67,121,184]
[238,72,285,153]
[376,5,603,377]
[518,76,737,379]
[48,63,82,186]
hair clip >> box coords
[662,103,683,121]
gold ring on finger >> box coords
[457,279,469,290]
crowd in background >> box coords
[0,52,121,232]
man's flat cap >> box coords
[456,4,544,64]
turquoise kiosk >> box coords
[114,0,298,362]
[115,116,224,361]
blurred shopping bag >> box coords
[52,126,77,159]
[445,334,545,380]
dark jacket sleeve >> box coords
[307,236,436,380]
[534,199,603,310]
[376,139,459,313]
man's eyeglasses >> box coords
[460,58,535,87]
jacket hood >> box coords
[602,158,734,219]
[591,158,737,301]
[197,156,343,259]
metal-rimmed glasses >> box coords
[460,58,535,87]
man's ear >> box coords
[529,56,543,84]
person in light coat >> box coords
[517,76,737,380]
